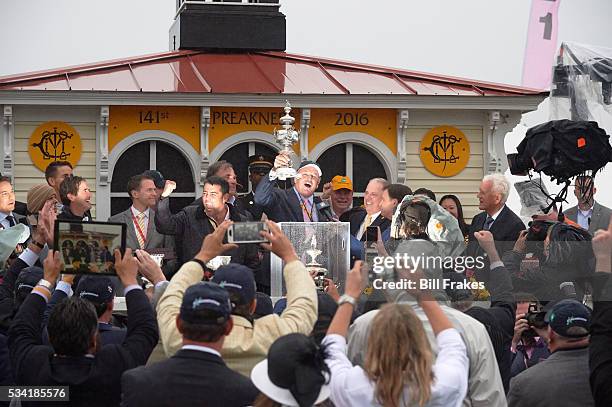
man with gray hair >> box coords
[466,173,525,282]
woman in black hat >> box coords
[251,333,332,407]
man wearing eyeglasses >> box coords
[254,152,333,223]
[237,155,274,221]
[0,176,24,230]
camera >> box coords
[507,120,612,183]
[524,303,547,330]
[227,222,268,244]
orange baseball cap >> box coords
[331,175,353,191]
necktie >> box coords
[136,212,147,248]
[484,215,494,231]
[364,214,373,229]
[6,215,16,227]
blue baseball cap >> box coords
[76,276,115,304]
[212,263,256,306]
[545,299,591,338]
[16,266,43,293]
[180,282,232,325]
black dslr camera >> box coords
[522,303,548,341]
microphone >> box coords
[315,201,334,222]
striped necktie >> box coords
[484,215,494,231]
[136,212,147,248]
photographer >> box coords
[503,221,594,302]
[510,293,550,379]
[507,299,594,407]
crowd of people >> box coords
[0,149,611,407]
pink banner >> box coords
[521,0,561,89]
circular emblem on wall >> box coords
[28,121,82,171]
[419,125,470,177]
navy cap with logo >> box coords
[545,299,591,338]
[211,263,256,306]
[142,170,165,189]
[16,266,44,293]
[180,282,232,325]
[75,276,115,304]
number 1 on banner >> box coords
[521,0,561,90]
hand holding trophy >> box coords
[273,101,300,180]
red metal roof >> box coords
[0,50,546,96]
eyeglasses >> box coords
[299,173,319,180]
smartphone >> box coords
[54,219,126,275]
[227,222,269,244]
[366,226,379,242]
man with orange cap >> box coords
[321,176,354,221]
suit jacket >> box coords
[564,201,612,234]
[346,207,391,241]
[508,347,594,407]
[109,207,175,253]
[237,191,265,220]
[121,348,258,407]
[466,205,525,265]
[254,174,332,223]
[8,289,159,407]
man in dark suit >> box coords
[122,281,259,407]
[8,249,159,406]
[564,176,612,234]
[0,176,25,230]
[155,176,259,269]
[346,178,391,241]
[466,174,525,280]
[254,154,333,223]
[237,154,273,220]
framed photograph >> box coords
[54,220,126,275]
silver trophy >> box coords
[304,234,328,291]
[273,101,300,180]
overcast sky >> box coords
[1,0,612,211]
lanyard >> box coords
[130,208,147,245]
[298,195,314,222]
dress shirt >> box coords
[182,344,222,358]
[577,207,593,230]
[0,211,15,230]
[356,211,380,240]
[293,188,318,222]
[485,205,505,229]
[131,206,150,234]
[324,329,468,407]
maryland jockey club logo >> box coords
[420,125,470,177]
[28,121,82,171]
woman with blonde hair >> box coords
[323,262,468,407]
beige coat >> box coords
[156,259,318,377]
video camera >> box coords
[508,120,612,184]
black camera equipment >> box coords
[507,120,612,216]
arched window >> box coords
[218,141,278,193]
[110,140,195,215]
[316,143,387,206]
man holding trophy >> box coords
[254,102,333,223]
